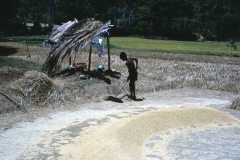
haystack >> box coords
[42,18,112,74]
[9,71,82,107]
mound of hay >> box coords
[9,71,83,107]
[0,66,26,84]
[229,97,240,110]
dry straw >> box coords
[42,19,111,73]
[229,98,240,110]
[9,71,84,108]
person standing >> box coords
[120,52,138,100]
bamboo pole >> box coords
[107,35,110,70]
[88,45,93,76]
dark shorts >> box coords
[129,70,138,81]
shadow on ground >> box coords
[0,46,18,56]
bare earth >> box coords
[0,51,240,159]
[0,86,240,159]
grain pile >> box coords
[9,71,84,108]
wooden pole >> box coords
[107,35,110,70]
[88,45,92,76]
[0,90,28,112]
[26,34,31,61]
[68,55,71,66]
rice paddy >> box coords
[109,37,240,56]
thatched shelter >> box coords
[42,18,112,75]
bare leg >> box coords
[129,83,133,97]
[130,80,136,100]
[132,81,136,97]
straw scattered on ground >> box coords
[229,97,240,110]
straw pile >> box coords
[229,97,240,110]
[42,18,111,74]
[9,71,83,107]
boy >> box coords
[120,52,138,100]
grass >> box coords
[2,36,240,57]
[1,35,46,45]
[2,35,240,56]
[0,56,42,71]
[109,37,240,57]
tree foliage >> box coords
[2,0,240,40]
[0,0,20,36]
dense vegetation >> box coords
[1,0,240,41]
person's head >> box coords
[120,52,127,61]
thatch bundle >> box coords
[9,71,83,107]
[229,97,240,110]
[42,18,111,74]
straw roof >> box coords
[42,18,112,74]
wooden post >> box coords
[88,45,92,76]
[107,35,110,70]
[26,30,31,61]
[68,55,71,66]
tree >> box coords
[190,0,240,40]
[2,0,240,39]
[215,13,240,39]
[0,0,20,35]
[51,0,96,23]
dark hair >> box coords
[120,52,127,59]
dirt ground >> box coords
[0,63,166,130]
[0,55,240,159]
[0,86,240,159]
[0,60,239,130]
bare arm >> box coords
[132,58,138,70]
